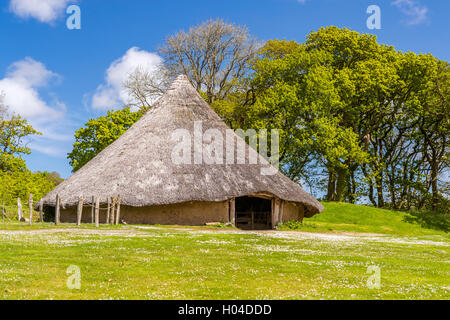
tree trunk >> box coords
[375,174,384,208]
[389,181,396,209]
[326,169,336,201]
[362,164,376,206]
[399,162,408,209]
[388,165,397,209]
[335,168,347,202]
[430,160,439,211]
[347,166,357,204]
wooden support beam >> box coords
[76,196,83,226]
[106,197,111,224]
[28,194,33,226]
[39,199,44,222]
[95,197,100,227]
[110,197,116,225]
[279,200,284,225]
[55,194,61,225]
[115,195,121,225]
[230,198,235,225]
[272,198,280,229]
[91,196,95,224]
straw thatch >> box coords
[39,75,323,217]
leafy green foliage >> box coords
[67,107,146,172]
[0,170,58,205]
[0,153,27,173]
[276,220,318,230]
[0,112,41,155]
[246,27,449,211]
[66,26,448,214]
[248,37,369,199]
[0,99,59,205]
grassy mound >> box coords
[279,202,449,236]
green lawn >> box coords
[0,203,448,300]
[279,202,449,236]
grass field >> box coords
[279,202,449,236]
[0,202,448,300]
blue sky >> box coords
[1,0,449,178]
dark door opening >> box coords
[235,196,272,230]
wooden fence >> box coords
[1,194,121,227]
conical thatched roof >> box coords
[40,75,323,217]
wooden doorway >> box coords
[235,196,272,230]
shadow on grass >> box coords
[403,210,449,233]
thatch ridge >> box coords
[40,75,323,217]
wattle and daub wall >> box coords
[58,200,304,227]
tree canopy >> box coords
[69,25,449,213]
[242,27,449,212]
[0,96,59,205]
[67,107,146,172]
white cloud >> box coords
[0,58,69,157]
[0,57,63,119]
[7,58,59,87]
[392,0,428,25]
[91,47,163,110]
[9,0,73,23]
[29,144,67,158]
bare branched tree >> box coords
[123,64,172,109]
[159,19,259,104]
[122,19,258,109]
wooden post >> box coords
[39,199,44,222]
[55,194,61,225]
[278,200,284,225]
[28,194,33,226]
[110,197,116,225]
[95,197,100,227]
[272,198,280,229]
[106,197,111,224]
[115,195,121,225]
[76,196,83,226]
[91,196,95,224]
[230,198,235,225]
[17,197,23,221]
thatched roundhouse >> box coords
[39,75,323,229]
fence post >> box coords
[17,197,23,221]
[39,199,44,222]
[115,195,121,225]
[95,197,99,227]
[76,196,83,226]
[106,197,111,224]
[110,197,116,225]
[28,194,33,226]
[55,194,60,225]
